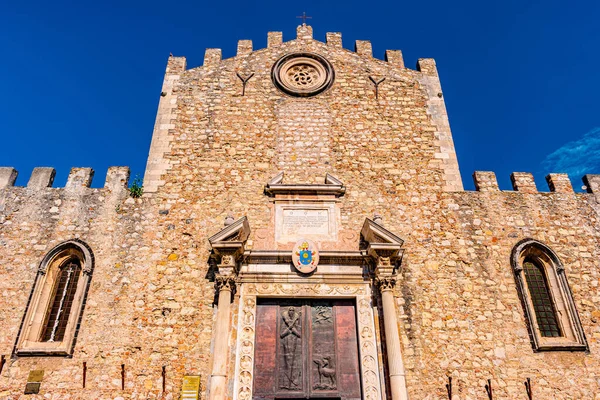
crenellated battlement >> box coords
[0,166,130,192]
[472,171,580,194]
[164,25,440,74]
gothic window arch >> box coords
[14,239,94,356]
[511,239,587,351]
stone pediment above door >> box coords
[360,217,403,258]
[208,216,251,275]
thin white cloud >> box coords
[541,127,600,178]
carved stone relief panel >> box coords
[356,296,383,400]
[234,294,256,400]
[245,283,366,297]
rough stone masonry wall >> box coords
[0,166,216,400]
[2,25,600,400]
[396,172,600,399]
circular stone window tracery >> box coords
[272,53,334,97]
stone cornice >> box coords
[264,183,346,197]
[263,172,346,197]
[243,250,366,266]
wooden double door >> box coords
[253,299,361,400]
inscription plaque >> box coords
[181,375,200,400]
[282,209,329,236]
[275,203,338,243]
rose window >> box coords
[272,53,334,97]
[288,64,319,87]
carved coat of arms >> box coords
[292,239,319,273]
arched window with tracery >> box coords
[511,239,587,351]
[522,258,561,338]
[41,258,82,342]
[14,239,94,356]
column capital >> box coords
[376,276,397,292]
[215,275,237,294]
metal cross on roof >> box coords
[296,12,312,25]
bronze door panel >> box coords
[253,299,361,400]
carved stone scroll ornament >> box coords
[236,297,256,400]
[245,283,366,296]
[357,297,382,399]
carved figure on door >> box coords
[313,305,332,325]
[313,356,336,390]
[280,306,302,390]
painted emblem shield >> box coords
[299,250,312,265]
[292,239,319,273]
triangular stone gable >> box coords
[208,216,250,246]
[361,218,404,261]
[361,218,404,247]
[267,171,284,186]
[325,173,342,185]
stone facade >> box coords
[1,24,600,400]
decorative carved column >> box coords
[360,216,408,399]
[209,274,236,400]
[207,216,251,400]
[375,257,409,400]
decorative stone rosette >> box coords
[272,53,334,97]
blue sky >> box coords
[1,0,599,190]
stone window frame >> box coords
[14,239,94,357]
[511,239,588,352]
